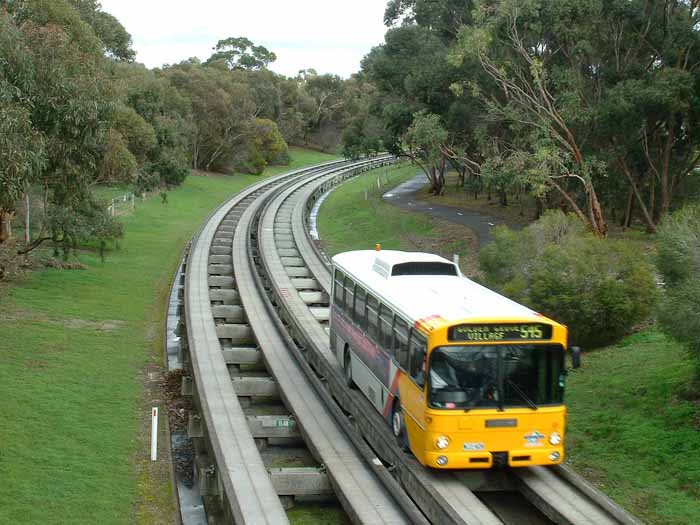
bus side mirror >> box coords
[571,346,581,369]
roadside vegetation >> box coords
[566,331,700,525]
[0,149,337,524]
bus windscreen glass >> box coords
[428,345,564,409]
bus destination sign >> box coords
[449,323,552,342]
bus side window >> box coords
[379,304,394,353]
[333,270,345,308]
[409,335,427,388]
[394,319,409,369]
[354,286,367,329]
[367,294,379,342]
[345,280,355,319]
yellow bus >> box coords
[330,249,580,469]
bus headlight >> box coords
[549,452,561,462]
[549,432,562,446]
[436,436,450,449]
[436,455,448,466]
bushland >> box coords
[479,211,657,348]
[656,204,700,393]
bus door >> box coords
[399,333,428,450]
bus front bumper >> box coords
[424,447,564,469]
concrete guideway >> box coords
[234,157,414,524]
[262,165,504,525]
[183,159,351,523]
[185,175,290,524]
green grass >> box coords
[317,162,478,274]
[0,148,337,524]
[288,503,350,524]
[318,164,438,255]
[566,331,700,524]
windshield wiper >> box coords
[506,379,538,410]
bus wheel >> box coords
[391,402,410,452]
[343,349,356,388]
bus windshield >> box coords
[428,344,565,410]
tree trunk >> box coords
[623,188,634,228]
[457,166,466,187]
[659,125,674,219]
[588,184,608,236]
[500,188,508,206]
[0,210,14,244]
[24,193,30,244]
[618,158,656,233]
[534,197,544,221]
[649,174,657,223]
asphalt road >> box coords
[382,174,521,248]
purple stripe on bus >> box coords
[331,307,391,386]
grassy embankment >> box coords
[318,162,479,273]
[317,164,700,525]
[0,148,337,524]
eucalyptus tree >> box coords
[206,36,277,71]
[0,11,45,243]
[403,111,450,194]
[0,0,125,250]
[164,61,259,171]
[66,0,135,61]
[450,0,700,233]
[298,72,348,147]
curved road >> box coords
[382,174,521,248]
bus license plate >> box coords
[463,442,485,451]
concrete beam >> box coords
[208,276,235,288]
[222,346,262,365]
[299,291,324,304]
[211,305,245,322]
[247,415,300,439]
[291,278,318,290]
[269,468,334,497]
[215,324,254,344]
[209,289,240,304]
[231,376,278,397]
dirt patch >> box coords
[0,310,126,332]
[163,369,195,487]
[42,258,87,270]
[58,319,126,331]
[25,359,49,369]
[132,359,179,524]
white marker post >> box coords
[150,407,158,461]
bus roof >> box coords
[332,250,556,328]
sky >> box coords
[99,0,390,78]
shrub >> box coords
[145,147,189,188]
[656,205,700,385]
[480,210,657,348]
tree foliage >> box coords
[206,36,277,71]
[354,0,700,231]
[656,205,700,385]
[480,211,657,348]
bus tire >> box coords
[391,401,410,452]
[343,349,356,389]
